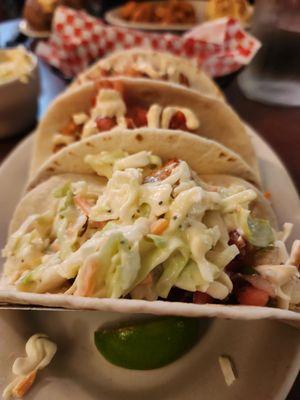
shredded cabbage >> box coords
[3,151,297,309]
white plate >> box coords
[0,310,299,400]
[19,20,51,39]
[0,129,299,399]
[105,1,206,32]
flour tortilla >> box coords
[70,48,224,100]
[31,78,259,178]
[3,168,298,324]
[28,128,259,190]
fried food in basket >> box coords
[205,0,252,23]
[119,0,196,25]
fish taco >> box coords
[70,48,223,100]
[31,78,258,179]
[1,134,299,322]
[29,129,259,188]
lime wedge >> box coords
[94,316,201,370]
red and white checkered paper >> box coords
[36,6,261,78]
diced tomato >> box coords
[53,143,67,153]
[131,106,148,127]
[193,291,213,304]
[169,111,188,130]
[96,117,117,132]
[125,106,148,128]
[236,285,269,307]
[60,120,79,137]
[179,73,190,87]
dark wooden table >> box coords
[0,19,299,399]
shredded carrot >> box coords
[75,261,97,297]
[74,195,91,216]
[150,218,169,235]
[50,240,60,252]
[144,159,179,183]
[89,220,107,230]
[10,271,22,283]
[12,370,37,398]
[263,191,271,200]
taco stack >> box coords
[30,77,258,178]
[1,49,299,324]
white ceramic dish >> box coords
[0,128,299,399]
[19,19,51,39]
[0,310,299,400]
[0,50,39,138]
[105,1,206,32]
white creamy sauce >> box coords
[82,89,127,137]
[82,88,199,136]
[73,112,89,125]
[3,334,57,400]
[53,133,75,146]
[147,104,162,128]
[162,107,199,130]
[147,104,199,130]
[104,54,189,85]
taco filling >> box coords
[52,81,200,153]
[77,53,191,88]
[3,152,299,309]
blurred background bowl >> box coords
[0,49,39,138]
